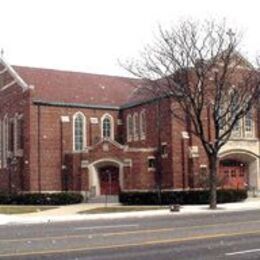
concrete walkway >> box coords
[24,203,120,217]
[0,198,260,226]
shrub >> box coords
[119,189,247,205]
[0,192,83,205]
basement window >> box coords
[148,157,156,171]
[161,143,168,158]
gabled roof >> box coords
[12,66,143,106]
[0,57,28,91]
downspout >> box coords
[187,114,194,188]
[181,137,186,189]
[60,120,66,191]
[207,105,211,142]
[37,105,41,193]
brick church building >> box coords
[0,56,259,198]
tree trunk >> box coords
[208,154,218,209]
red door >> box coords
[99,166,120,195]
[219,160,247,189]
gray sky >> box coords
[1,0,260,76]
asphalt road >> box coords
[1,209,260,259]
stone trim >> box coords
[0,57,28,91]
[0,80,16,91]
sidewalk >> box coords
[0,198,260,226]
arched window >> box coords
[2,115,8,167]
[140,110,146,140]
[0,120,1,168]
[232,119,241,138]
[133,113,139,141]
[127,114,133,142]
[73,112,86,151]
[218,106,225,131]
[244,110,253,137]
[230,89,241,138]
[101,114,114,139]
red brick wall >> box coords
[65,141,158,192]
[0,71,31,192]
[0,63,259,194]
[121,99,174,189]
[28,100,120,192]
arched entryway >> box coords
[87,158,124,197]
[219,150,260,192]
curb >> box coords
[1,205,260,226]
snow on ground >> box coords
[0,201,260,226]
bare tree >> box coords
[122,20,260,209]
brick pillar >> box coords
[81,168,89,191]
[192,158,200,188]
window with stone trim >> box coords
[161,143,168,158]
[8,119,14,153]
[220,103,255,139]
[2,115,8,167]
[15,114,24,153]
[101,114,114,139]
[133,113,139,141]
[218,106,225,132]
[0,120,1,168]
[127,114,133,142]
[73,112,86,152]
[232,119,242,138]
[244,109,253,137]
[148,157,156,170]
[230,89,242,138]
[140,110,146,140]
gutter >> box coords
[33,100,120,111]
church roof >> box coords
[12,66,143,107]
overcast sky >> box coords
[1,0,260,76]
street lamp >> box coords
[105,169,112,207]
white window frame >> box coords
[14,113,18,155]
[8,117,15,155]
[147,156,156,171]
[133,112,139,141]
[2,115,8,168]
[14,113,24,156]
[0,120,1,169]
[73,112,86,152]
[231,119,242,138]
[244,110,254,138]
[101,113,114,140]
[161,142,168,158]
[126,114,133,142]
[139,109,146,140]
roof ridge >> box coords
[12,65,140,81]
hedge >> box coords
[119,189,247,205]
[0,192,83,205]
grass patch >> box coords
[0,206,57,214]
[79,206,167,214]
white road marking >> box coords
[226,248,260,256]
[74,224,139,231]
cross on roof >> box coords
[227,28,235,42]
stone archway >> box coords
[219,150,260,193]
[87,158,124,197]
